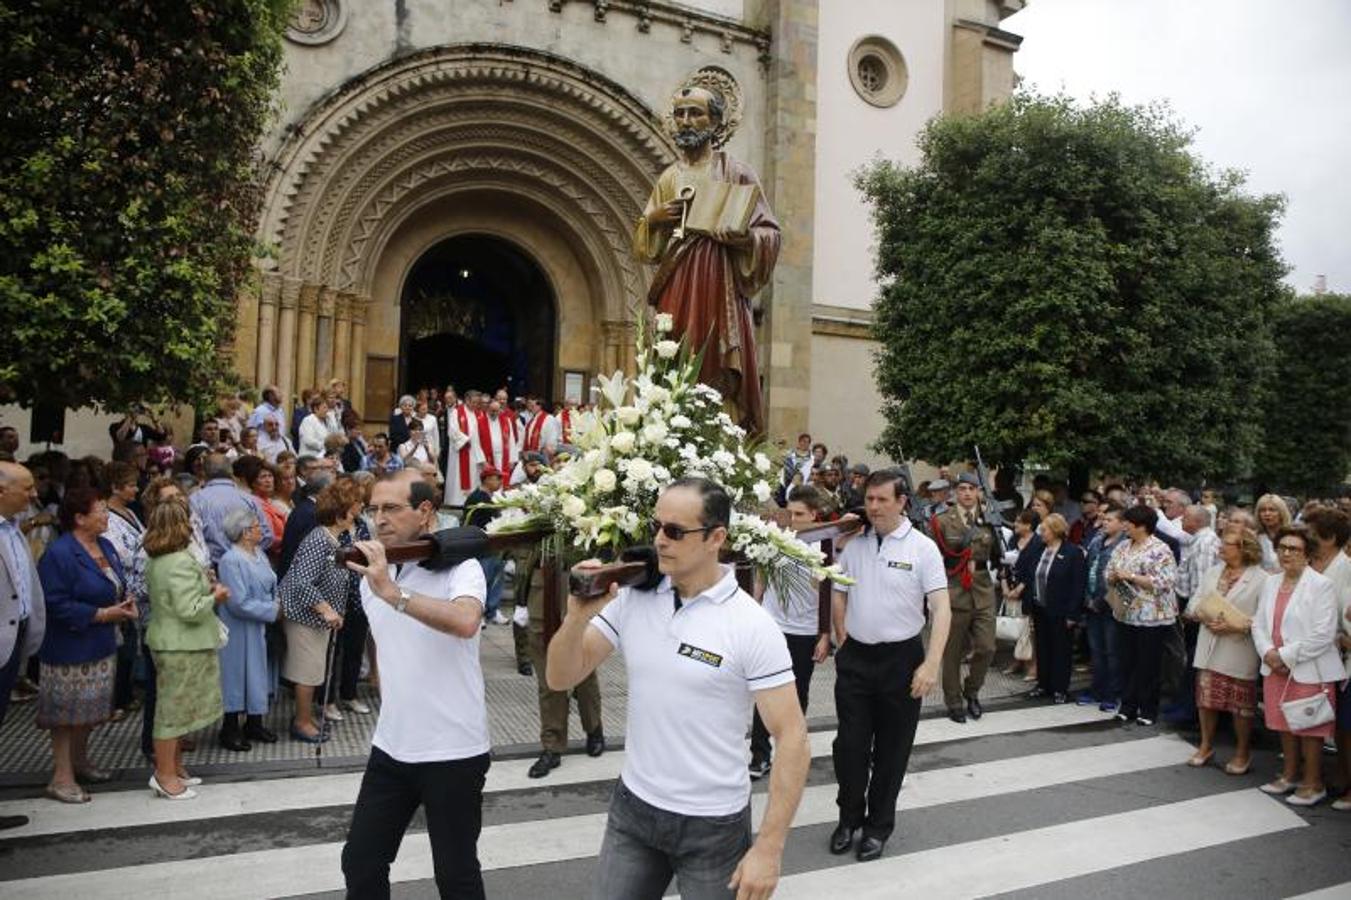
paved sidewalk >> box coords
[0,594,1046,785]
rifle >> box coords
[973,445,1013,561]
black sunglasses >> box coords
[651,519,716,541]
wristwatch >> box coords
[395,587,413,614]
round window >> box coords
[847,37,907,108]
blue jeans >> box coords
[593,779,751,900]
[480,555,504,619]
[1084,610,1121,702]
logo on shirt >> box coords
[886,560,913,571]
[677,643,724,668]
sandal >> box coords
[1186,750,1214,768]
[45,783,90,804]
[1223,759,1252,776]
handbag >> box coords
[1279,678,1336,731]
[1193,590,1253,631]
[1013,621,1034,661]
[1105,583,1129,619]
[996,598,1027,643]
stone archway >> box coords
[240,44,675,418]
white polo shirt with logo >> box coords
[836,520,947,644]
[361,558,490,763]
[590,564,795,816]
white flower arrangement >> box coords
[487,312,850,590]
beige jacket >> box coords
[1185,564,1263,682]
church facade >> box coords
[236,0,1024,465]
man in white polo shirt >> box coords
[830,469,951,862]
[548,477,810,900]
[342,470,491,899]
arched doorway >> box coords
[399,235,555,400]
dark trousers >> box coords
[750,632,817,762]
[1084,610,1121,701]
[114,621,138,709]
[831,634,925,841]
[339,605,368,701]
[140,645,158,758]
[342,746,490,899]
[1117,621,1167,720]
[1032,609,1074,696]
[0,619,26,727]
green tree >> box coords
[1254,293,1351,495]
[0,1,291,410]
[857,93,1288,482]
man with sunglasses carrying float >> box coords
[342,470,491,899]
[549,477,809,900]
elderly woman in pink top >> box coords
[1252,524,1344,807]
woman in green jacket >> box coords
[144,499,229,800]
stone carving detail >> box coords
[594,0,609,23]
[297,283,320,314]
[280,277,302,310]
[681,17,694,43]
[286,0,347,46]
[318,286,337,318]
[636,3,651,32]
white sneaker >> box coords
[323,704,344,722]
[342,699,372,715]
[491,611,509,625]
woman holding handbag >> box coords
[1183,526,1264,774]
[1026,514,1087,704]
[1252,524,1343,806]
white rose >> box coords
[616,406,641,427]
[646,385,670,406]
[593,468,617,492]
[655,312,674,333]
[627,458,654,482]
[655,340,680,359]
[669,414,692,430]
[754,452,771,473]
[712,449,735,470]
[610,430,636,454]
[642,422,669,445]
[753,481,772,503]
[561,495,587,519]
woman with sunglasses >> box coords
[1252,524,1343,806]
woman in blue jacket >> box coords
[1027,513,1088,703]
[216,508,280,751]
[36,487,139,804]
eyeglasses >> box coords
[1221,540,1241,547]
[1276,543,1305,553]
[364,503,411,518]
[651,519,716,541]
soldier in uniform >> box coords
[932,472,997,723]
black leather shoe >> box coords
[0,814,29,831]
[856,836,886,862]
[528,751,561,779]
[218,730,251,752]
[243,724,279,744]
[518,661,534,677]
[966,697,984,720]
[586,729,606,757]
[829,824,857,855]
[947,707,967,724]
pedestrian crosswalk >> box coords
[0,704,1346,899]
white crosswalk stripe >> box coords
[1,704,1344,900]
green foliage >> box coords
[0,0,291,410]
[1254,293,1351,495]
[858,93,1288,482]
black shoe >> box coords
[856,836,886,862]
[586,729,606,758]
[243,724,279,744]
[528,751,561,779]
[518,661,534,677]
[748,757,771,780]
[947,707,967,724]
[1052,692,1069,705]
[0,814,28,830]
[1025,688,1047,700]
[218,729,252,752]
[829,823,857,855]
[966,696,984,720]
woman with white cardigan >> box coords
[1183,526,1265,774]
[1251,524,1344,807]
[1303,507,1351,811]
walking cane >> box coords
[316,626,340,770]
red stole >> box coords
[455,404,473,488]
[474,409,493,468]
[524,411,547,452]
[560,408,572,443]
[497,413,515,472]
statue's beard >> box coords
[673,126,716,150]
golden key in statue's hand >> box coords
[670,185,697,241]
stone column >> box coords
[275,277,301,406]
[334,291,355,390]
[349,295,370,418]
[759,0,818,444]
[295,283,320,394]
[232,278,260,384]
[315,286,337,387]
[256,272,281,389]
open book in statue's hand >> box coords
[675,178,760,238]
